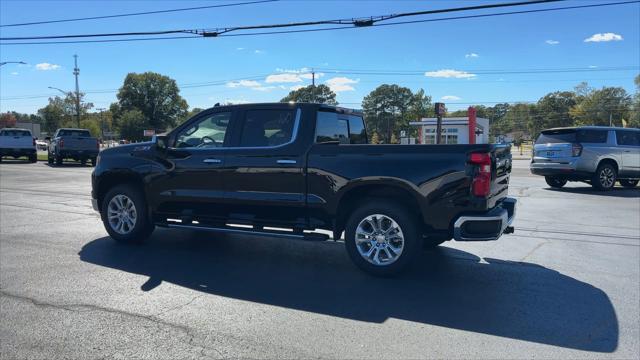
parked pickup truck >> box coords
[92,103,516,275]
[0,128,37,163]
[47,128,99,166]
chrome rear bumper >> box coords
[453,197,516,241]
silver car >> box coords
[530,126,640,190]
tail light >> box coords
[572,143,582,157]
[59,138,64,149]
[469,152,492,197]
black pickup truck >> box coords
[92,103,516,275]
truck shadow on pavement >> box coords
[79,229,618,353]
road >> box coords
[1,160,638,359]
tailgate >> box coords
[0,135,33,149]
[63,137,96,150]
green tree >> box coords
[570,85,632,126]
[529,91,577,136]
[114,72,188,132]
[118,110,146,141]
[362,84,414,143]
[405,89,433,137]
[280,85,337,105]
[630,74,640,128]
[0,112,17,128]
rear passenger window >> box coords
[616,130,640,146]
[316,112,349,144]
[576,130,608,143]
[238,109,296,147]
[348,116,367,144]
[0,129,31,136]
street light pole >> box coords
[0,61,26,67]
[73,55,81,128]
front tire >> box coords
[55,155,63,166]
[592,163,617,191]
[545,176,567,188]
[101,184,154,243]
[345,199,422,276]
[619,179,639,188]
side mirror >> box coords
[153,135,168,152]
[45,137,51,142]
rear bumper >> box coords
[57,149,99,159]
[0,148,36,157]
[453,197,516,241]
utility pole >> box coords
[73,55,81,127]
[311,68,316,103]
[609,112,613,127]
[96,108,106,140]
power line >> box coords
[0,0,279,28]
[3,0,637,45]
[0,0,566,41]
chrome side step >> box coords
[164,223,330,241]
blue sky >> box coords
[1,0,639,114]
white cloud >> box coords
[10,72,19,76]
[424,69,477,79]
[265,73,304,83]
[251,86,276,92]
[289,85,305,91]
[236,47,245,50]
[441,95,461,101]
[226,79,261,88]
[221,98,249,105]
[584,32,623,42]
[254,49,264,54]
[465,53,479,58]
[588,65,598,68]
[325,77,359,92]
[35,62,60,71]
[545,40,560,45]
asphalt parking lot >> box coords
[0,160,638,359]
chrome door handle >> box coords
[277,159,297,164]
[203,158,222,164]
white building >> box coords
[410,117,490,144]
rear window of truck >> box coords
[536,129,608,144]
[315,111,367,144]
[58,130,91,137]
[0,129,31,136]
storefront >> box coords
[410,116,489,144]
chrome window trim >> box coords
[173,108,301,151]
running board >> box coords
[165,223,330,241]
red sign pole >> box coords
[468,106,477,144]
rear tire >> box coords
[592,163,617,191]
[55,155,63,166]
[101,184,154,243]
[345,199,422,276]
[619,179,639,188]
[80,159,87,166]
[545,176,567,188]
[29,154,37,163]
